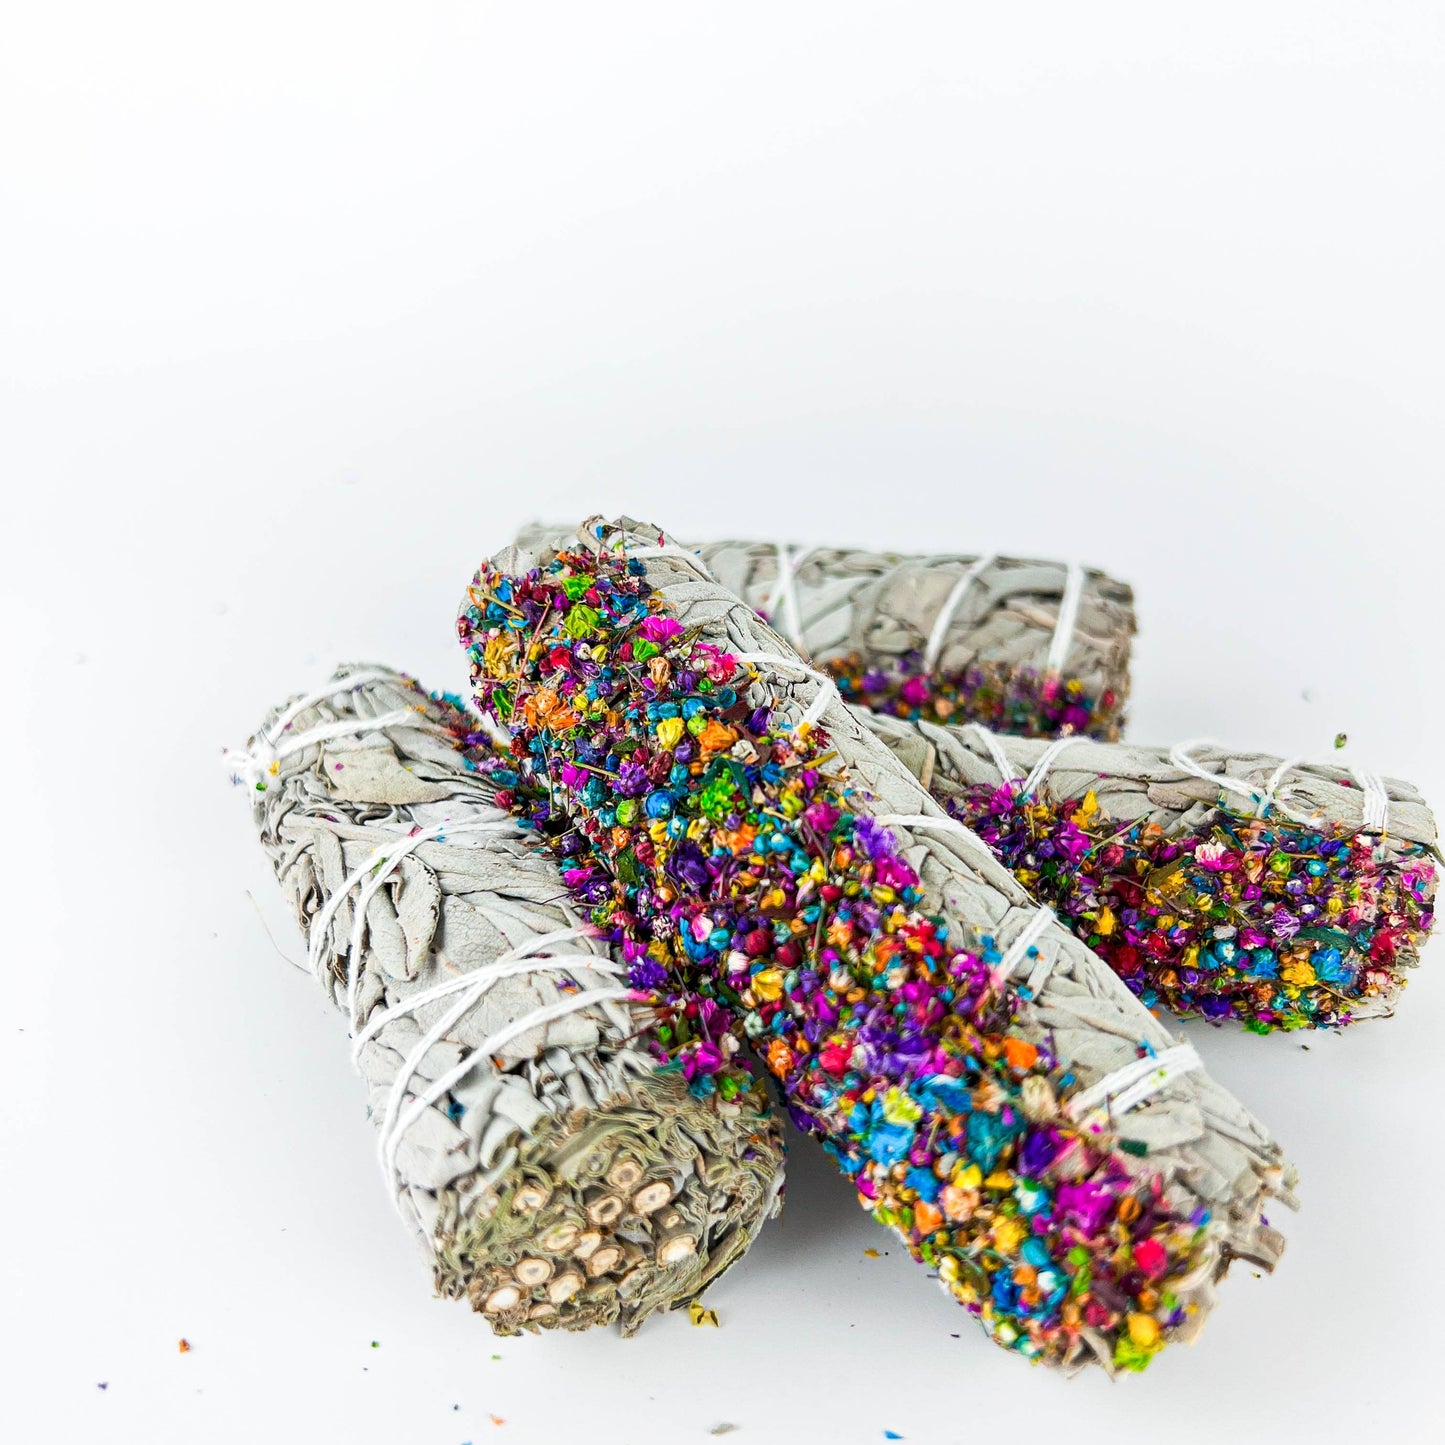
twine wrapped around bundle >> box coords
[862,714,1439,1031]
[693,538,1135,740]
[227,666,784,1336]
[460,518,1295,1373]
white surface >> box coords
[3,5,1443,1443]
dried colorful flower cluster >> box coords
[829,653,1122,740]
[438,694,774,1104]
[940,781,1437,1030]
[459,545,1224,1372]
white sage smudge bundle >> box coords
[861,713,1439,1032]
[694,538,1135,740]
[462,518,1296,1373]
[226,666,784,1335]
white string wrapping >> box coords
[733,651,840,730]
[1350,764,1392,834]
[766,542,807,646]
[280,767,649,1192]
[303,816,516,986]
[922,554,997,672]
[342,825,536,1029]
[624,541,715,581]
[1020,735,1082,798]
[223,667,414,790]
[1168,738,1296,821]
[964,723,1020,783]
[375,947,626,1173]
[380,988,636,1185]
[298,812,643,1185]
[1262,754,1390,834]
[351,935,623,1064]
[258,667,396,739]
[1044,561,1087,675]
[1171,738,1391,833]
[1023,947,1061,1002]
[373,954,620,1123]
[993,904,1057,985]
[293,811,633,1179]
[225,709,418,790]
[1260,753,1308,816]
[1064,1043,1203,1122]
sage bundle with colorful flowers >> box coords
[863,714,1438,1030]
[691,537,1135,740]
[227,666,784,1336]
[459,518,1295,1374]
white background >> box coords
[3,5,1443,1443]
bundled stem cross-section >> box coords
[863,715,1439,1031]
[460,518,1296,1373]
[694,538,1135,740]
[229,666,784,1335]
